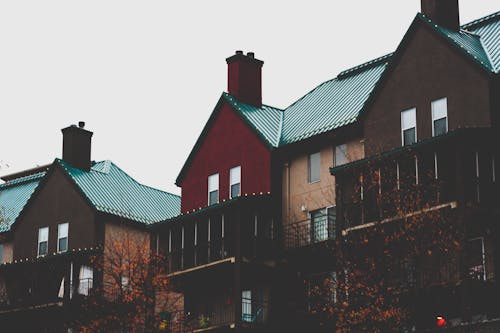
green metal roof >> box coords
[463,11,500,73]
[0,172,45,232]
[281,55,390,145]
[219,12,499,150]
[223,93,284,148]
[57,159,181,224]
[422,11,500,73]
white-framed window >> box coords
[208,173,219,205]
[431,98,448,137]
[38,227,49,257]
[334,144,348,166]
[230,166,241,199]
[57,223,69,253]
[310,206,336,243]
[78,265,94,295]
[242,290,252,322]
[401,108,417,146]
[308,152,321,183]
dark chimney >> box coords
[421,0,460,31]
[226,51,264,107]
[61,122,93,171]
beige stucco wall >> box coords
[1,242,13,263]
[282,138,365,224]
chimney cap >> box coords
[78,121,85,128]
[226,50,264,66]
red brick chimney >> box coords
[421,0,460,31]
[226,51,263,107]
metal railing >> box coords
[163,298,268,332]
[284,215,335,249]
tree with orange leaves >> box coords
[308,153,462,332]
[73,226,182,333]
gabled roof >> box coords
[0,159,181,232]
[420,11,500,73]
[56,159,181,224]
[0,172,46,233]
[178,11,499,184]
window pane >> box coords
[432,98,447,121]
[230,166,241,185]
[401,108,416,130]
[58,237,68,253]
[208,174,219,192]
[403,128,416,146]
[39,241,48,256]
[209,190,219,205]
[311,209,327,243]
[433,118,447,136]
[242,290,252,322]
[58,223,68,238]
[335,144,348,166]
[230,183,240,198]
[39,227,48,242]
[309,152,321,183]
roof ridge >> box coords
[462,11,500,30]
[337,53,393,79]
[104,161,181,199]
[0,172,45,190]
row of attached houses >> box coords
[0,0,499,332]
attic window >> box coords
[230,166,241,199]
[401,108,417,146]
[38,227,49,257]
[432,98,448,137]
[208,173,219,205]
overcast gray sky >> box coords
[0,0,498,195]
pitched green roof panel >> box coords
[0,172,45,232]
[57,159,180,224]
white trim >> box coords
[229,166,241,199]
[208,218,211,242]
[415,156,419,185]
[431,98,448,137]
[37,226,49,257]
[168,229,172,253]
[434,152,439,180]
[194,222,198,246]
[401,108,417,146]
[254,215,258,237]
[221,215,225,238]
[57,223,69,253]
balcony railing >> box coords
[0,277,95,311]
[163,298,268,332]
[284,216,335,249]
[167,237,275,274]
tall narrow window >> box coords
[58,223,69,253]
[401,108,417,146]
[334,144,348,166]
[208,173,219,205]
[78,265,94,295]
[230,166,241,199]
[242,290,252,322]
[38,227,49,257]
[308,152,321,183]
[431,98,448,137]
